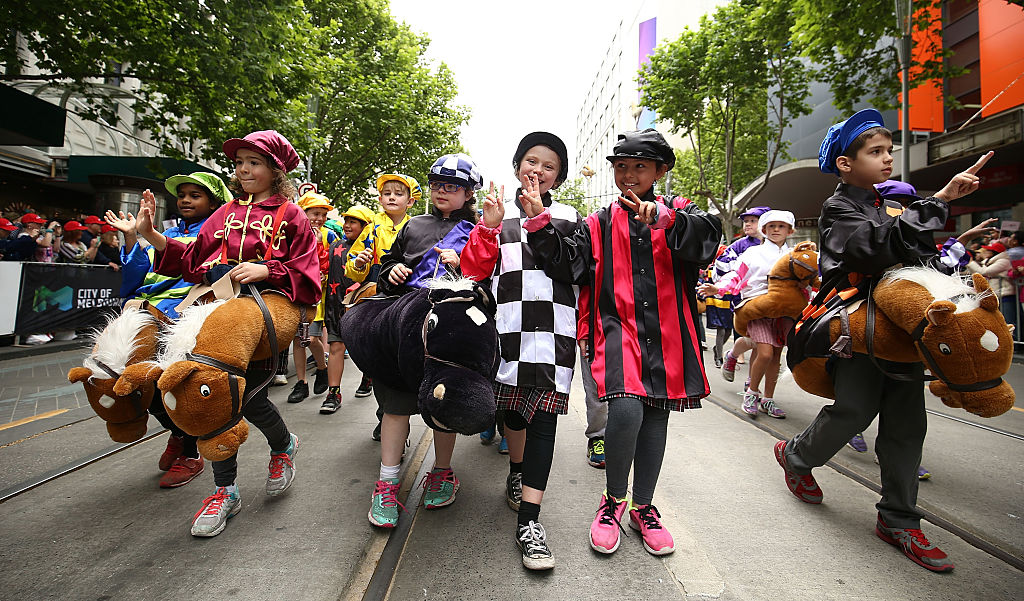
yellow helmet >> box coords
[297,191,332,211]
[375,173,422,202]
[340,204,375,226]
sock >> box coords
[328,385,340,394]
[379,463,400,481]
[224,484,238,495]
[518,501,541,526]
[509,460,523,474]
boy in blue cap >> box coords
[780,108,992,573]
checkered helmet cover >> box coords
[429,153,483,190]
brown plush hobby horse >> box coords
[734,241,820,337]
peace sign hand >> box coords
[481,181,505,228]
[935,151,993,203]
[618,189,659,225]
[519,174,544,218]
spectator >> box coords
[93,224,121,270]
[80,215,104,247]
[0,217,17,259]
[967,241,1016,335]
[12,213,59,262]
[58,220,99,264]
[1006,231,1024,262]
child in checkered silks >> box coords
[460,131,580,571]
[521,128,723,558]
[366,153,482,529]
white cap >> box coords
[758,210,795,233]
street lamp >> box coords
[895,0,912,183]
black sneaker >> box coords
[312,368,329,395]
[287,381,309,403]
[371,421,381,441]
[516,521,555,570]
[506,471,523,511]
[355,376,373,398]
[305,353,317,367]
[320,391,341,414]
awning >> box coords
[0,85,66,147]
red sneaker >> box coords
[876,515,954,572]
[158,435,184,471]
[774,440,822,504]
[159,456,205,488]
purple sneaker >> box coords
[741,389,760,416]
[722,351,738,382]
[759,398,786,419]
[847,434,868,453]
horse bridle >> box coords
[768,254,818,284]
[91,359,148,423]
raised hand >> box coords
[935,151,993,203]
[618,189,658,224]
[353,247,374,269]
[957,217,999,244]
[104,209,136,234]
[519,174,544,218]
[136,189,157,238]
[481,181,505,227]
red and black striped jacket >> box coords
[526,189,722,403]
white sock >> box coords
[223,484,238,495]
[379,463,400,481]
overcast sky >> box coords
[389,0,626,194]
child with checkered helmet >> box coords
[460,131,581,571]
[367,153,481,529]
[521,128,723,558]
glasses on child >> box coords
[428,181,464,193]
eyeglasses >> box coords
[428,181,464,193]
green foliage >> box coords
[551,177,593,216]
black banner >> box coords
[15,263,123,334]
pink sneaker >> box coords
[589,491,628,554]
[629,503,675,555]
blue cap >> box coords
[739,206,771,220]
[818,108,886,175]
[874,180,920,201]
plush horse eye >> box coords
[938,343,952,355]
[199,384,212,397]
[426,314,438,332]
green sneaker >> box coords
[368,478,402,528]
[421,467,459,509]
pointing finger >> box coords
[965,151,994,175]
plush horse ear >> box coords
[115,362,164,396]
[926,300,957,327]
[68,367,93,383]
[795,241,818,252]
[969,273,999,311]
[157,361,199,392]
[475,282,497,316]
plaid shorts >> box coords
[746,316,795,348]
[494,382,569,423]
[602,393,702,413]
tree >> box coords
[551,177,593,216]
[641,0,812,237]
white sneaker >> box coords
[741,389,760,416]
[191,487,241,537]
[266,433,298,496]
[272,374,288,386]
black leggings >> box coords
[605,397,669,506]
[504,409,558,492]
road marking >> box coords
[0,409,69,431]
[1011,406,1024,414]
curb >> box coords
[0,339,90,361]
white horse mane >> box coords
[82,308,157,378]
[157,300,226,368]
[882,266,992,314]
[426,274,477,292]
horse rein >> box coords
[768,255,818,284]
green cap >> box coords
[165,172,233,206]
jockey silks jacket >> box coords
[377,205,477,296]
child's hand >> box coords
[482,181,505,228]
[935,151,993,202]
[104,210,137,234]
[137,189,158,237]
[388,264,412,285]
[618,189,658,224]
[957,217,999,244]
[353,248,373,269]
[698,283,719,297]
[519,174,545,218]
[434,246,460,269]
[229,262,270,284]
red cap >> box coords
[19,213,46,225]
[84,215,105,225]
[63,220,87,232]
[0,218,16,231]
[100,224,118,233]
[222,130,300,173]
[982,241,1006,253]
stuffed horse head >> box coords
[418,276,499,435]
[68,304,167,442]
[734,241,820,336]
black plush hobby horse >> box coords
[338,275,499,434]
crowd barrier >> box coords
[0,262,122,336]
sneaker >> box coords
[159,456,204,488]
[421,467,460,509]
[875,514,953,572]
[287,380,309,403]
[516,520,555,570]
[159,435,185,471]
[320,391,342,414]
[272,374,288,386]
[628,503,675,555]
[589,491,628,554]
[759,398,786,419]
[190,487,241,537]
[368,478,403,528]
[354,376,373,398]
[266,433,298,496]
[741,389,760,416]
[587,437,606,468]
[479,425,496,445]
[371,422,382,441]
[918,466,932,480]
[713,347,723,368]
[497,436,509,454]
[721,350,737,382]
[773,440,822,504]
[506,471,523,511]
[848,433,868,453]
[312,368,329,395]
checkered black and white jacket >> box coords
[462,196,582,393]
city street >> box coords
[0,343,1021,600]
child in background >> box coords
[346,173,421,436]
[368,153,481,529]
[136,129,319,538]
[320,204,373,414]
[522,129,722,557]
[780,109,992,572]
[287,191,336,404]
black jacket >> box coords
[378,205,477,296]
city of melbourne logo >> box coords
[32,285,74,312]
